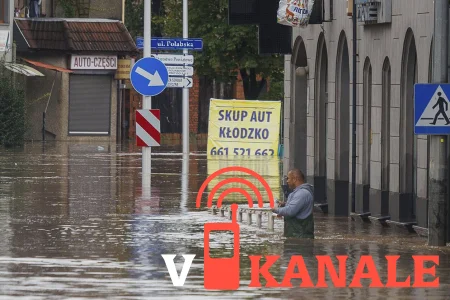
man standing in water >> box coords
[271,169,314,239]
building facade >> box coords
[13,0,124,20]
[283,0,435,229]
[14,18,137,142]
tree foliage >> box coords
[126,0,284,100]
[0,64,26,147]
[125,0,144,38]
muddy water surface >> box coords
[0,142,449,299]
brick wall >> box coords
[189,74,200,133]
[234,72,245,99]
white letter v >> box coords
[161,254,196,286]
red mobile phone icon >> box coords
[204,204,240,290]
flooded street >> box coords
[0,142,449,299]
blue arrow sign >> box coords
[136,37,203,51]
[415,84,450,135]
[130,57,169,96]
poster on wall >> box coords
[0,31,10,52]
[207,99,282,157]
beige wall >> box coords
[24,54,67,141]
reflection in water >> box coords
[181,153,189,214]
[0,142,448,299]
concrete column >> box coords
[429,0,448,246]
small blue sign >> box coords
[415,84,450,135]
[136,37,144,49]
[130,57,169,96]
[136,37,203,51]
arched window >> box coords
[381,57,391,206]
[363,58,372,188]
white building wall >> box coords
[285,0,433,201]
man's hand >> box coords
[271,208,283,219]
[277,200,285,207]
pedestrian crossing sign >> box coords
[414,84,450,135]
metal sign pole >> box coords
[142,0,152,190]
[182,0,189,155]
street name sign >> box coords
[414,84,450,135]
[136,37,144,49]
[167,65,194,77]
[136,37,203,51]
[167,77,193,88]
[130,57,169,96]
[151,54,194,66]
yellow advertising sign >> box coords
[206,155,282,205]
[207,99,282,157]
[115,59,133,79]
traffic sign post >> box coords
[167,66,194,77]
[142,0,152,193]
[130,57,169,96]
[151,54,194,65]
[136,0,197,157]
[150,54,194,89]
[414,84,450,135]
[168,77,193,88]
[182,0,190,155]
[136,109,161,147]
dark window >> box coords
[258,23,292,54]
[229,0,322,54]
[309,0,323,24]
[0,0,9,24]
[228,0,259,24]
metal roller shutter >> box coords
[69,75,112,135]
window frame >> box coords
[0,0,9,24]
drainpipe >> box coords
[351,0,357,213]
[117,79,122,143]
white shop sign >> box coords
[71,55,118,70]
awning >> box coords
[23,58,73,73]
[3,63,45,76]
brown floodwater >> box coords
[0,141,449,299]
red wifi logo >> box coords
[196,166,274,290]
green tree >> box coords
[125,0,167,39]
[0,63,26,147]
[193,0,283,100]
[125,0,144,38]
[133,0,284,100]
